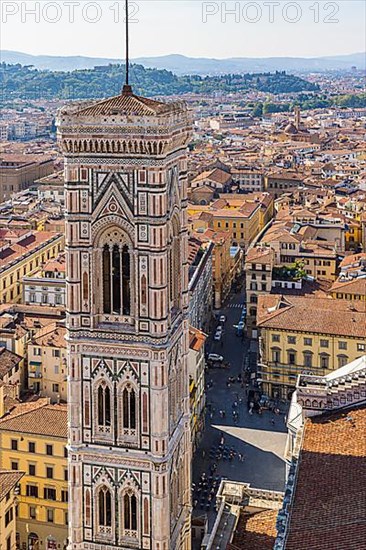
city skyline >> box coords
[1,2,366,548]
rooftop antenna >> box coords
[122,0,132,95]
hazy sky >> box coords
[1,1,365,59]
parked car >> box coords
[236,321,245,336]
[207,354,224,363]
[214,331,222,341]
[219,315,226,323]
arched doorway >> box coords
[28,533,39,550]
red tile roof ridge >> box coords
[0,398,49,423]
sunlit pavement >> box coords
[192,291,288,494]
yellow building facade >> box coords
[257,295,366,400]
[0,400,68,550]
[0,232,64,305]
[28,323,67,402]
[188,193,274,251]
[212,208,260,250]
[0,470,24,550]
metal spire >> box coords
[122,0,132,94]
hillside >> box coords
[2,50,365,74]
[0,63,319,101]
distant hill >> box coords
[1,50,365,74]
[134,53,366,75]
[0,63,319,101]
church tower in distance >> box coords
[57,85,192,550]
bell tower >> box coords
[57,87,192,549]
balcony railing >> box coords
[28,372,42,378]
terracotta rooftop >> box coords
[0,399,67,438]
[188,237,202,266]
[32,322,66,348]
[229,509,277,549]
[0,470,24,501]
[0,231,62,270]
[330,277,366,295]
[192,168,232,186]
[246,246,274,264]
[257,294,366,338]
[0,154,53,166]
[43,254,66,273]
[201,228,231,245]
[285,407,366,550]
[339,252,366,268]
[267,171,304,181]
[0,348,22,379]
[64,92,183,118]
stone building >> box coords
[257,294,366,400]
[23,254,66,307]
[188,327,206,453]
[0,470,24,550]
[0,399,68,550]
[245,246,275,339]
[57,85,193,549]
[276,356,366,549]
[0,229,64,305]
[27,322,67,402]
[0,154,54,201]
[188,236,213,333]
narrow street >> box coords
[192,290,288,523]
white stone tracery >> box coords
[92,224,135,322]
[92,374,114,443]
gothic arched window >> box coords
[123,386,136,430]
[103,244,131,315]
[123,492,137,532]
[98,385,111,427]
[98,486,112,527]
